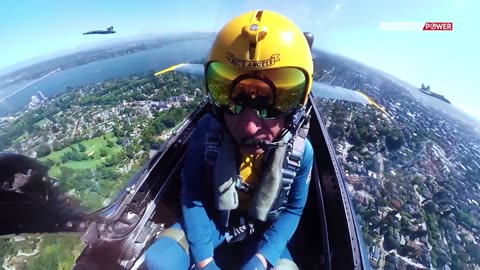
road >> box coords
[413,184,426,206]
[375,153,385,187]
[389,250,428,269]
[342,140,353,162]
[377,236,386,269]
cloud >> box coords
[329,3,342,17]
[334,3,342,12]
[315,2,343,25]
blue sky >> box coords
[1,0,479,120]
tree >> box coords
[363,233,374,247]
[113,125,122,138]
[424,201,437,213]
[433,189,450,202]
[126,149,135,159]
[60,166,75,179]
[0,238,14,263]
[124,124,133,133]
[349,131,362,145]
[412,176,423,185]
[385,128,404,151]
[106,139,114,147]
[384,235,401,251]
[458,211,478,228]
[52,141,63,151]
[329,123,345,139]
[384,181,395,192]
[451,253,469,270]
[78,142,87,152]
[398,245,416,257]
[413,230,428,238]
[93,129,104,137]
[100,148,108,157]
[383,263,395,270]
[60,154,70,164]
[450,260,468,270]
[436,255,449,268]
[42,158,55,168]
[466,243,480,265]
[161,118,176,129]
[36,144,51,158]
[104,156,116,167]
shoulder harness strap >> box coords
[203,115,234,227]
[204,115,222,165]
[268,108,311,220]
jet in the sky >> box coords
[83,26,116,35]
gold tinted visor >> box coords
[206,62,307,116]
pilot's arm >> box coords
[180,116,217,264]
[254,139,314,267]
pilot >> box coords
[145,10,314,270]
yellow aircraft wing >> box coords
[311,81,389,116]
[154,63,203,76]
[154,63,188,76]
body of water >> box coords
[2,39,479,134]
[0,39,211,116]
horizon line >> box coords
[1,32,478,125]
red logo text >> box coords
[423,22,453,31]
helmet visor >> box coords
[206,62,307,118]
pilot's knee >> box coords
[274,258,299,270]
[144,226,190,270]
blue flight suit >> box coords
[145,114,314,269]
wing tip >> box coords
[355,91,390,117]
[154,63,189,76]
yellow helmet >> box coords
[205,10,313,119]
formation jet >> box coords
[83,26,116,35]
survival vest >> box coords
[203,108,311,224]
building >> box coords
[346,174,360,184]
[391,200,402,209]
[36,91,47,101]
[31,95,40,104]
[369,246,381,263]
[28,95,41,109]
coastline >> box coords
[0,68,61,103]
